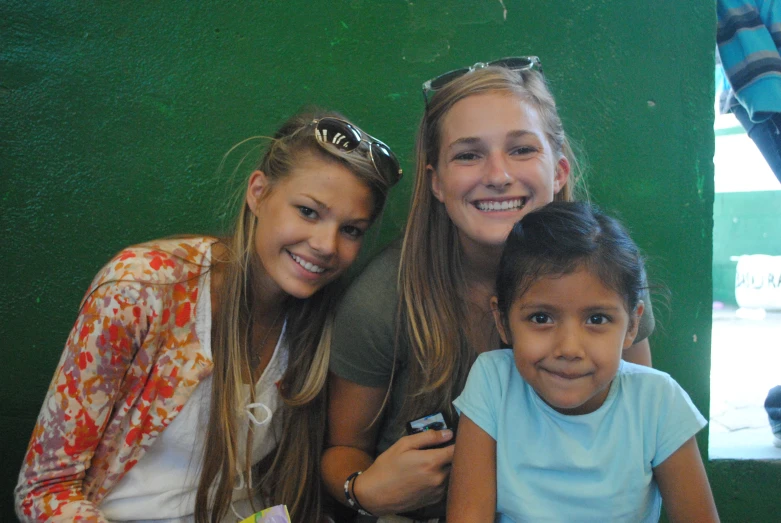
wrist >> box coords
[344,471,375,517]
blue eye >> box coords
[298,206,317,219]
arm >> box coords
[15,281,146,522]
[447,414,496,523]
[321,373,455,516]
[654,437,719,523]
[623,338,652,366]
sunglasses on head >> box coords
[312,117,403,183]
[421,56,542,106]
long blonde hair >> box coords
[196,110,395,523]
[397,66,586,425]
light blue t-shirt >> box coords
[453,350,707,523]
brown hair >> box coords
[397,66,586,425]
[196,110,396,523]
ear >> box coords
[553,156,571,195]
[246,170,269,217]
[429,165,445,203]
[490,296,511,346]
[622,300,645,349]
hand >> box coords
[353,429,455,515]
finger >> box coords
[426,441,455,466]
[403,428,454,450]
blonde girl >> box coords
[16,110,402,523]
[322,59,655,520]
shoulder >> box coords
[91,236,218,288]
[475,348,515,369]
[618,361,676,386]
[616,364,707,465]
[618,360,671,379]
[349,241,401,294]
[470,349,516,385]
[616,361,678,396]
[330,242,403,381]
[335,242,401,324]
[455,349,518,438]
[616,361,702,417]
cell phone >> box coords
[405,412,454,448]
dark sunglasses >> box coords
[421,56,542,106]
[313,117,402,183]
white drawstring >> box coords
[230,501,245,521]
[229,401,275,519]
[246,401,273,426]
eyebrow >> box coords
[517,303,623,312]
[302,194,328,210]
[446,130,539,151]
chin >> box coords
[285,283,324,300]
[476,234,513,250]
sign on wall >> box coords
[735,255,781,310]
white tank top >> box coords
[100,250,288,522]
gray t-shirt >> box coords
[329,242,656,456]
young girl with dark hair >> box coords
[448,201,719,522]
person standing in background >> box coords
[717,0,781,182]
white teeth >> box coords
[290,252,325,273]
[476,198,526,212]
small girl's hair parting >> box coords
[495,201,647,325]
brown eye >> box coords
[529,313,551,324]
[586,314,610,325]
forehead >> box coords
[517,268,626,308]
[277,153,373,211]
[439,91,545,146]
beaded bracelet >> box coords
[344,471,374,516]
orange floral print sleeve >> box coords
[15,237,216,522]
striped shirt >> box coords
[717,0,781,121]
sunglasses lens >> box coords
[429,68,471,91]
[371,141,402,182]
[489,57,534,69]
[316,118,362,152]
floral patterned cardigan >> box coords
[15,237,218,522]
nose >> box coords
[553,325,585,360]
[482,151,512,190]
[309,224,338,257]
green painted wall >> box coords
[3,1,776,520]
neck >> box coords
[211,253,290,329]
[249,266,290,326]
[459,235,503,291]
[457,234,505,353]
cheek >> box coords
[438,169,474,196]
[513,351,538,384]
[338,240,363,267]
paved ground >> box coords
[709,306,781,460]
